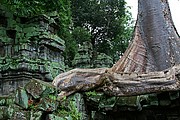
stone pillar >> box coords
[72,42,93,68]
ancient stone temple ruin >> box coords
[1,0,180,119]
[0,6,65,95]
[72,42,113,68]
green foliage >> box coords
[1,0,72,40]
[28,102,36,110]
[68,100,81,119]
[2,0,66,17]
[56,0,72,40]
[111,6,134,61]
[48,94,57,101]
[64,27,92,67]
[58,98,81,120]
[63,32,78,67]
[85,90,97,96]
[72,27,91,44]
[71,0,133,62]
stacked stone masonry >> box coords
[0,6,65,95]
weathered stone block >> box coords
[25,79,56,99]
[15,88,29,109]
[116,96,139,107]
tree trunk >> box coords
[52,0,180,98]
[111,0,180,73]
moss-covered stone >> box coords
[72,42,92,68]
[25,79,57,99]
[99,96,116,110]
[15,88,29,109]
[1,79,180,120]
[0,6,65,95]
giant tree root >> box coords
[52,64,180,98]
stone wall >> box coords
[85,91,180,120]
[0,79,87,120]
[0,6,65,95]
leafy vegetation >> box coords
[71,0,134,62]
[85,90,97,96]
[57,97,82,120]
[1,0,72,43]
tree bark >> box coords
[111,0,180,73]
[52,0,180,98]
[53,65,180,98]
